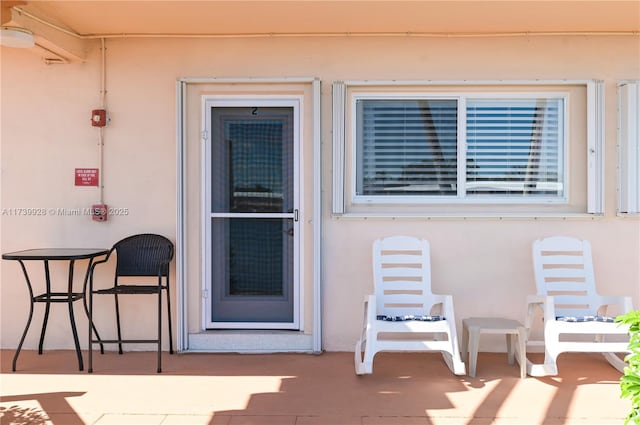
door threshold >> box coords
[187,330,314,353]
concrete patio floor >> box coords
[0,349,630,425]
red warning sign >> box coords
[75,168,99,186]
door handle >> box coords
[294,209,299,222]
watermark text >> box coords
[1,207,129,216]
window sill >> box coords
[616,212,640,218]
[331,212,603,220]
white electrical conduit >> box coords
[98,37,106,204]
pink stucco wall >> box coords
[1,28,639,352]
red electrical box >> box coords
[91,109,106,127]
[92,204,108,222]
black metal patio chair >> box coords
[88,233,174,373]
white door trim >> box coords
[175,77,322,353]
[201,96,303,330]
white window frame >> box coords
[350,92,568,205]
[332,80,605,216]
[618,80,640,215]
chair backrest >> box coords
[113,233,174,277]
[532,236,600,317]
[373,235,434,317]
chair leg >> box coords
[354,339,364,375]
[597,334,629,373]
[541,327,560,376]
[603,352,628,373]
[361,334,376,375]
[526,359,556,377]
[442,326,467,376]
[354,325,375,375]
[114,293,123,354]
[527,337,560,376]
[85,301,104,355]
[354,338,374,375]
[165,286,174,355]
[541,348,560,376]
[88,290,94,373]
[157,287,162,373]
[441,351,467,376]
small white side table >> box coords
[461,317,527,378]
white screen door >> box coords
[203,98,300,329]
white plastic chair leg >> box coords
[354,339,364,375]
[525,347,560,376]
[354,338,373,375]
[602,352,628,373]
[442,351,466,375]
[526,358,557,377]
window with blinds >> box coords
[356,99,458,196]
[466,98,564,197]
[354,96,565,201]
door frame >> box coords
[202,96,303,330]
[176,77,322,353]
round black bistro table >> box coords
[2,248,109,371]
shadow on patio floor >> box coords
[0,349,628,424]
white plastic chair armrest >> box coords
[526,295,556,324]
[432,294,455,321]
[364,294,377,321]
[430,293,452,305]
[526,294,547,305]
[597,295,633,313]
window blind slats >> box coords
[357,99,458,195]
[466,99,564,197]
[355,97,564,199]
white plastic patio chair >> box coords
[354,235,466,375]
[525,236,633,376]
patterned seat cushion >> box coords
[555,315,616,323]
[376,314,444,322]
